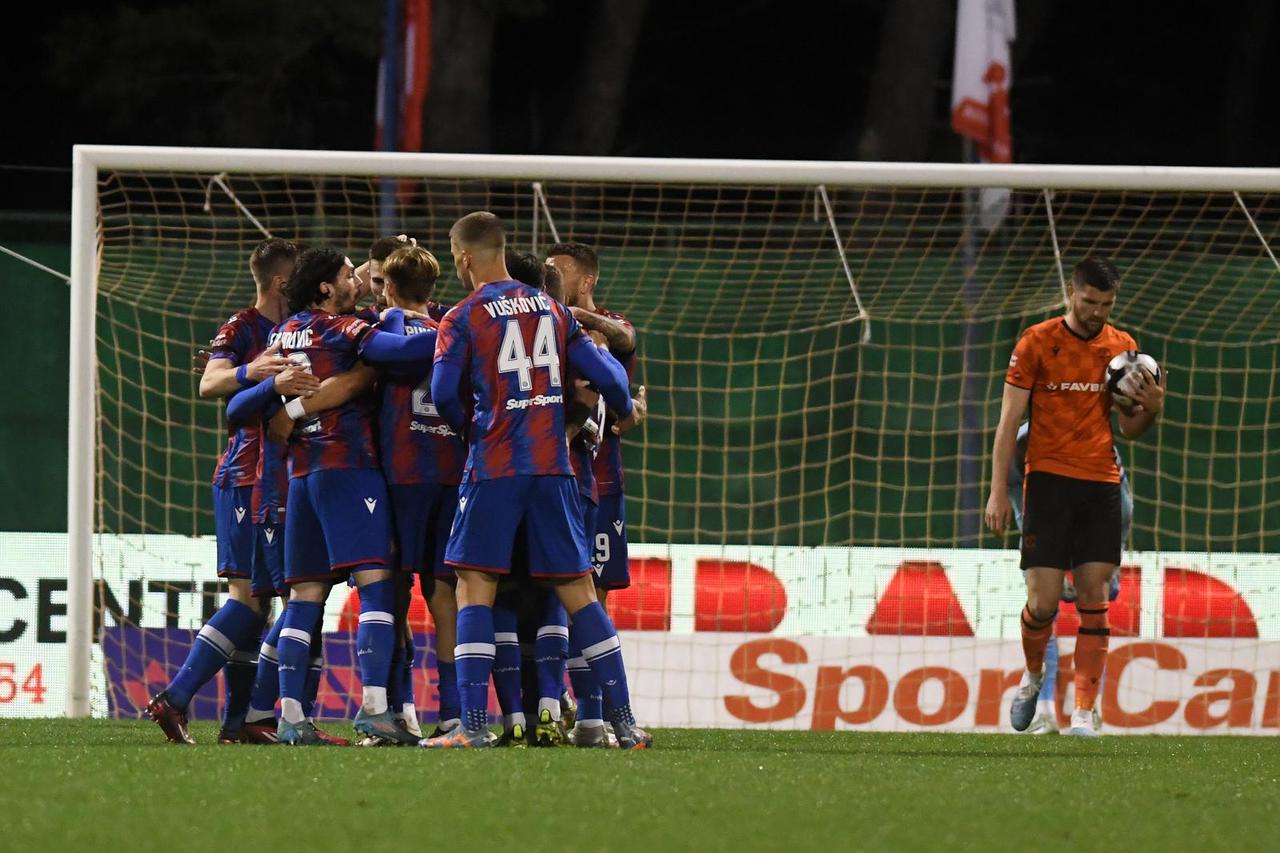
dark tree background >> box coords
[4,0,1278,212]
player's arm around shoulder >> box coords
[199,338,290,399]
[570,306,636,356]
[267,363,377,443]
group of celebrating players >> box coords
[146,211,1165,745]
[146,211,652,749]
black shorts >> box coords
[1020,471,1121,570]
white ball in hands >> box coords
[1106,350,1161,408]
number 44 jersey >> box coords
[379,315,466,487]
[434,280,583,482]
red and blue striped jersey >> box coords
[434,280,583,482]
[251,434,288,522]
[378,316,466,486]
[209,306,277,488]
[275,310,382,478]
[590,307,636,496]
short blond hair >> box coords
[382,245,441,302]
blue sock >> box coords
[436,659,460,724]
[356,579,396,714]
[455,604,495,733]
[303,631,324,719]
[222,614,264,729]
[569,602,635,726]
[247,613,284,722]
[536,600,569,719]
[277,600,323,724]
[493,602,524,727]
[567,639,603,725]
[1039,633,1059,703]
[167,598,261,710]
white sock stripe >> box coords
[454,642,496,658]
[196,624,235,657]
[280,627,312,646]
[536,625,570,640]
[494,632,520,644]
[358,610,395,625]
[309,657,324,668]
[230,650,257,664]
[259,643,278,661]
[566,656,590,671]
[581,635,622,660]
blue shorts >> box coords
[390,483,458,578]
[592,491,630,589]
[251,512,286,598]
[213,484,254,579]
[284,469,391,585]
[445,475,590,578]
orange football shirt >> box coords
[1004,317,1137,483]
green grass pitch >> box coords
[1,720,1277,852]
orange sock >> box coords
[1020,605,1055,674]
[1074,604,1110,711]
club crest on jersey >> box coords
[364,497,378,514]
[234,507,246,523]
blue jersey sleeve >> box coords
[225,375,281,425]
[379,307,405,336]
[358,326,438,366]
[568,336,632,418]
[430,360,467,433]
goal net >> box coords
[60,149,1280,733]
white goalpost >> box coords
[65,145,1280,732]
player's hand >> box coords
[191,349,211,375]
[613,385,647,434]
[1127,366,1165,415]
[569,306,597,327]
[245,341,291,381]
[573,377,600,408]
[267,407,295,444]
[273,366,320,398]
[984,490,1012,536]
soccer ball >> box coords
[1105,351,1161,407]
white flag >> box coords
[951,0,1015,229]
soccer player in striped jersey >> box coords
[547,242,639,746]
[146,238,299,745]
[987,257,1164,737]
[501,252,610,747]
[374,245,467,740]
[224,336,369,746]
[267,247,440,745]
[421,213,651,749]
